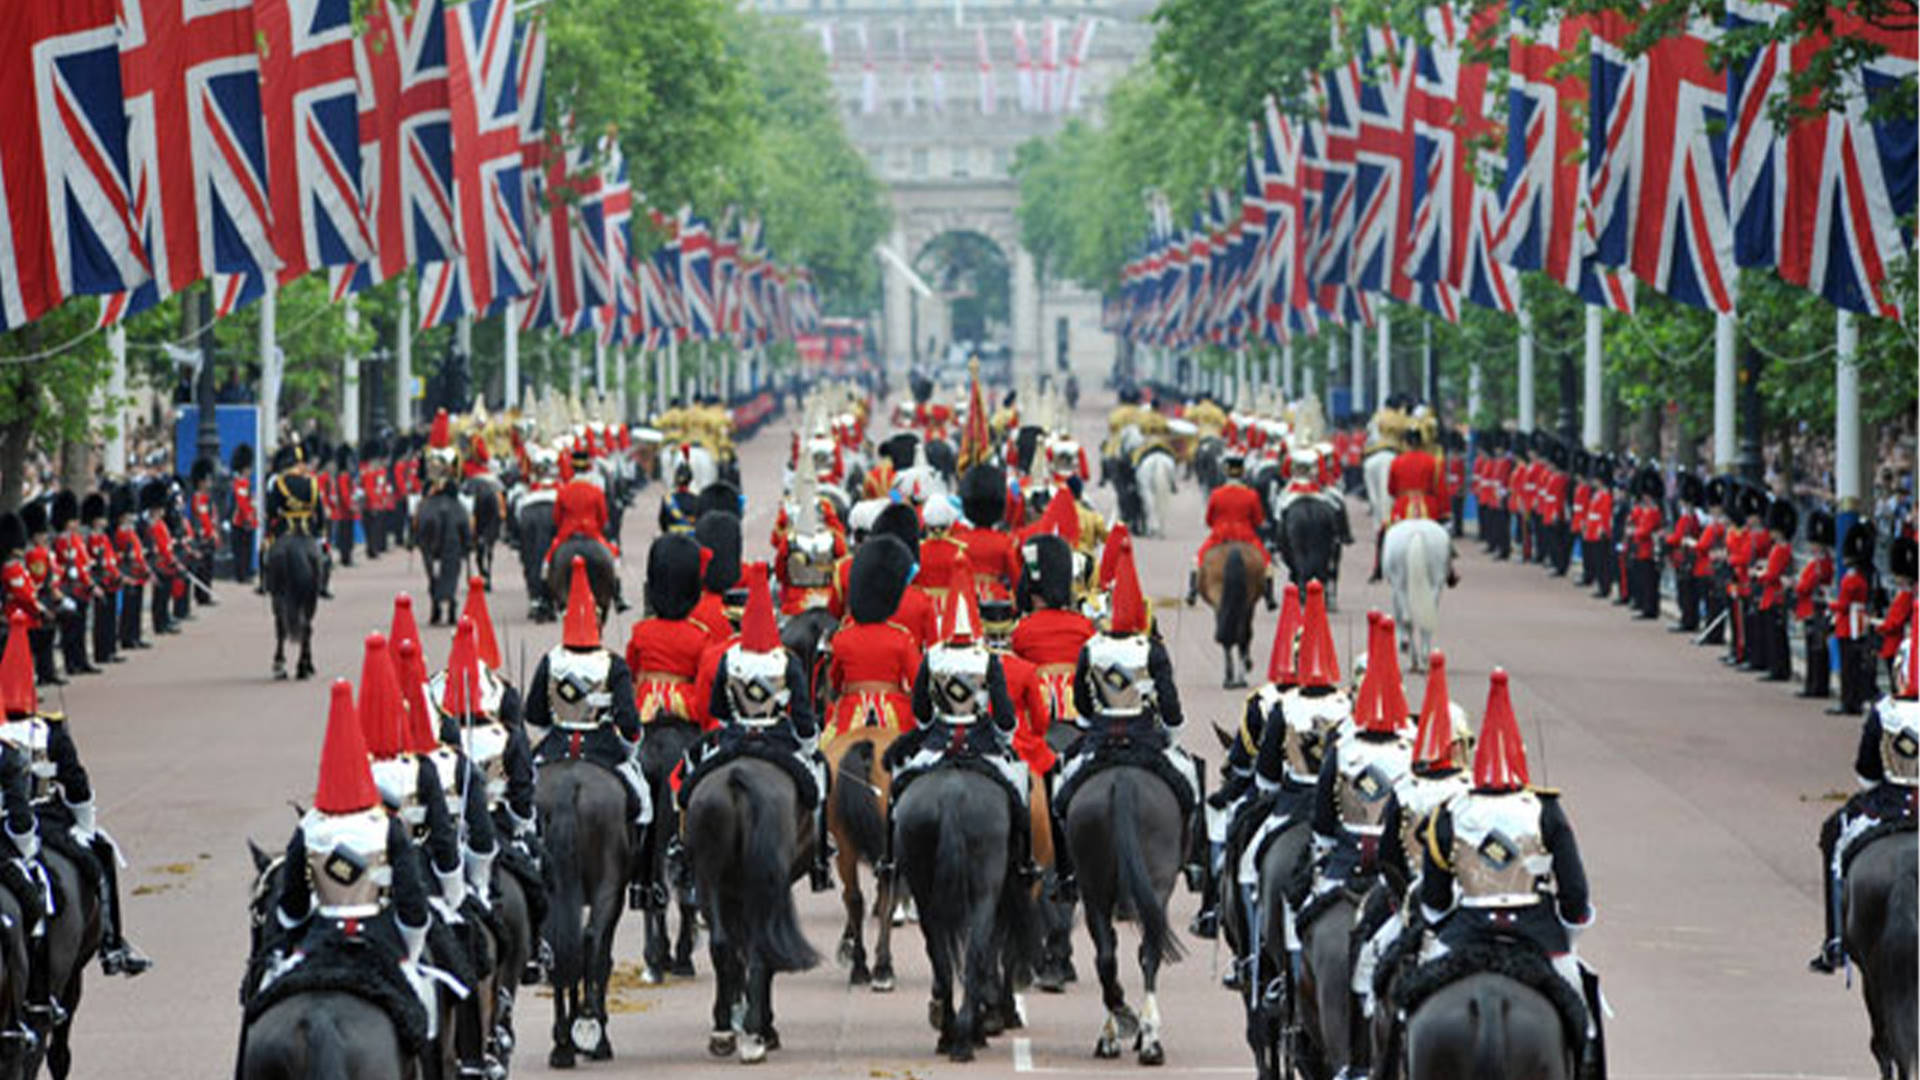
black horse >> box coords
[414,490,471,626]
[265,533,322,680]
[513,493,558,621]
[1404,973,1575,1080]
[894,768,1039,1061]
[545,538,618,626]
[462,475,505,592]
[685,758,817,1065]
[1279,496,1344,601]
[1845,830,1917,1079]
[637,718,704,984]
[780,609,839,718]
[536,759,630,1069]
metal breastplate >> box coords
[725,647,789,725]
[785,532,835,590]
[1880,700,1920,786]
[928,645,991,725]
[0,719,52,801]
[1335,735,1412,835]
[1394,771,1470,870]
[370,756,427,836]
[1449,792,1551,909]
[1086,635,1153,718]
[426,666,507,721]
[1279,688,1352,783]
[301,807,392,919]
[547,648,614,730]
[461,721,511,803]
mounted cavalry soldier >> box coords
[526,559,653,904]
[955,464,1020,601]
[1379,425,1456,587]
[1011,532,1095,730]
[264,442,331,598]
[684,564,832,891]
[626,535,718,726]
[1810,616,1917,975]
[657,461,701,536]
[1414,668,1604,1073]
[1053,542,1197,902]
[1309,612,1415,905]
[1190,452,1269,606]
[771,471,844,617]
[825,536,921,739]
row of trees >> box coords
[0,2,890,506]
[1013,0,1916,481]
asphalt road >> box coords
[61,386,1877,1078]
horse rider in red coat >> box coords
[1375,426,1457,586]
[1189,452,1270,605]
[546,443,629,613]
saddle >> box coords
[678,733,819,811]
[243,923,431,1055]
[31,801,102,897]
[890,737,1028,815]
[1841,818,1917,878]
[493,834,550,935]
[1056,733,1197,822]
[1393,936,1587,1057]
[1293,877,1369,937]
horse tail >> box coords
[1216,547,1252,648]
[1112,774,1182,966]
[927,786,970,955]
[1469,982,1509,1079]
[731,769,817,973]
[834,742,887,866]
[303,1009,353,1080]
[1407,526,1440,641]
[543,782,585,991]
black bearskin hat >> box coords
[335,443,356,472]
[1018,533,1075,612]
[138,480,168,515]
[1806,508,1835,548]
[1635,466,1665,502]
[0,513,22,561]
[108,483,134,522]
[1546,441,1568,471]
[645,533,704,621]
[1117,383,1141,405]
[49,490,78,532]
[1842,521,1876,567]
[190,455,215,488]
[361,436,386,462]
[872,502,921,561]
[848,535,915,625]
[696,481,742,521]
[879,433,919,473]
[1570,448,1591,478]
[270,442,303,475]
[960,465,1006,528]
[308,437,331,471]
[230,442,254,475]
[1765,496,1799,539]
[19,500,47,538]
[1705,475,1730,511]
[1892,535,1917,581]
[1677,472,1704,507]
[1738,485,1770,525]
[80,492,107,526]
[910,373,933,404]
[693,510,742,593]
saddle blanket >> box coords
[895,746,1029,811]
[680,736,821,810]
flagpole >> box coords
[594,332,608,396]
[1516,289,1536,433]
[1348,321,1364,416]
[343,299,362,446]
[106,324,128,474]
[1833,309,1861,525]
[1581,305,1602,449]
[1375,308,1391,406]
[569,342,581,399]
[1281,340,1294,399]
[614,343,627,423]
[396,280,414,432]
[260,285,280,450]
[504,300,521,409]
[1712,309,1736,469]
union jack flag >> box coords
[1406,5,1505,319]
[1588,14,1734,313]
[0,1,146,329]
[106,0,276,324]
[565,141,609,314]
[1311,66,1361,301]
[443,0,532,314]
[677,210,715,341]
[1351,27,1416,304]
[1257,96,1314,342]
[1492,2,1634,311]
[597,134,636,347]
[257,0,369,284]
[1727,0,1916,318]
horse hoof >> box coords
[1138,1040,1165,1066]
[983,1010,1006,1037]
[1114,1007,1140,1040]
[589,1034,613,1061]
[928,1000,944,1031]
[708,1031,736,1058]
[570,1016,602,1053]
[763,1027,780,1051]
[272,666,287,681]
[948,1041,975,1063]
[738,1032,767,1064]
[669,957,697,978]
[870,966,895,993]
[848,963,870,987]
[548,1046,576,1070]
[1095,1036,1123,1059]
[640,965,664,986]
[1035,968,1067,994]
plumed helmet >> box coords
[645,534,704,620]
[849,535,915,625]
[1766,497,1799,538]
[960,464,1007,528]
[0,514,22,561]
[1842,520,1876,567]
[49,490,78,532]
[1892,534,1918,581]
[872,502,921,561]
[80,491,107,525]
[270,443,302,475]
[1635,465,1665,502]
[1805,509,1835,547]
[18,500,47,538]
[879,433,919,472]
[1017,533,1075,612]
[696,481,743,521]
[693,511,742,593]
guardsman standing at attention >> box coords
[1667,474,1705,633]
[1796,510,1836,701]
[81,493,118,668]
[1754,498,1799,683]
[1876,536,1915,690]
[230,445,258,584]
[1830,522,1877,715]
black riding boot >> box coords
[1809,811,1846,974]
[1047,773,1076,904]
[91,837,151,976]
[810,797,834,893]
[1369,528,1384,583]
[626,823,655,912]
[1185,568,1199,605]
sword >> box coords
[1692,609,1728,648]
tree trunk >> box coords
[58,439,91,494]
[1633,400,1661,459]
[0,411,33,513]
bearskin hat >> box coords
[1842,521,1876,567]
[362,436,386,462]
[1018,533,1075,612]
[849,535,915,625]
[1763,495,1797,538]
[645,534,704,621]
[138,480,168,515]
[230,442,254,475]
[960,465,1006,528]
[696,481,743,521]
[49,490,78,532]
[879,433,919,473]
[1546,441,1569,471]
[1892,534,1917,581]
[79,492,107,526]
[334,443,356,472]
[693,510,742,593]
[270,443,302,475]
[1569,448,1591,478]
[910,373,933,404]
[0,513,23,561]
[1117,383,1141,405]
[108,483,134,522]
[308,436,332,471]
[18,500,47,538]
[1738,485,1771,525]
[872,502,921,561]
[190,456,216,488]
[1635,466,1665,502]
[1806,508,1835,547]
[1677,472,1704,507]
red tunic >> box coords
[1388,451,1448,522]
[1629,504,1660,560]
[895,586,939,650]
[1756,542,1792,610]
[334,473,358,521]
[690,634,737,732]
[1692,520,1724,578]
[548,479,616,562]
[1,560,37,628]
[1011,608,1095,724]
[916,533,968,599]
[87,530,119,590]
[826,621,920,735]
[1879,589,1914,660]
[1666,511,1698,568]
[1832,570,1871,639]
[114,524,149,584]
[625,617,712,723]
[1727,528,1754,595]
[1000,651,1055,774]
[55,535,92,599]
[232,478,258,530]
[193,492,218,539]
[689,591,731,642]
[1795,555,1833,621]
[1199,481,1268,566]
[954,525,1020,601]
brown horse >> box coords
[1198,542,1269,689]
[825,727,902,992]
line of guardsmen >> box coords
[1469,429,1915,715]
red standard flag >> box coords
[958,359,992,472]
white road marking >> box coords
[1012,1035,1033,1071]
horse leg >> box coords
[926,933,957,1056]
[548,981,575,1070]
[871,863,898,992]
[737,956,770,1064]
[296,619,315,681]
[271,610,286,681]
[642,905,668,984]
[1137,935,1165,1065]
[586,914,616,1062]
[671,890,698,977]
[1088,905,1133,1058]
[837,849,870,986]
[707,944,738,1058]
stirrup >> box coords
[1807,941,1844,974]
[25,999,66,1027]
[101,943,153,977]
[0,1023,37,1054]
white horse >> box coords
[1383,518,1448,671]
[660,441,719,491]
[1363,448,1395,523]
[1119,426,1178,538]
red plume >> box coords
[1294,581,1340,689]
[1411,651,1456,770]
[396,637,440,753]
[1107,541,1148,635]
[1472,669,1530,792]
[1098,523,1132,590]
[314,679,380,814]
[939,554,982,644]
[1265,584,1302,685]
[738,562,780,652]
[441,618,483,718]
[462,576,502,670]
[428,408,452,450]
[356,632,408,759]
[1358,614,1407,732]
[562,557,600,648]
[390,594,424,667]
[0,612,35,717]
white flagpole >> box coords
[105,324,128,473]
[504,300,521,409]
[260,285,281,450]
[1581,305,1602,448]
[342,299,361,446]
[395,281,414,431]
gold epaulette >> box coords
[1424,808,1452,871]
[38,711,65,723]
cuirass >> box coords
[302,807,392,919]
[786,532,835,589]
[1279,689,1352,784]
[928,645,991,725]
[1335,735,1412,835]
[460,721,512,803]
[725,647,789,724]
[370,756,427,836]
[1085,635,1153,718]
[547,648,613,730]
[1393,771,1470,872]
[1880,700,1920,786]
[1449,791,1552,909]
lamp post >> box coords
[194,286,220,469]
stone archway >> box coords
[881,179,1039,376]
[913,229,1011,353]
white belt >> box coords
[318,902,383,920]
